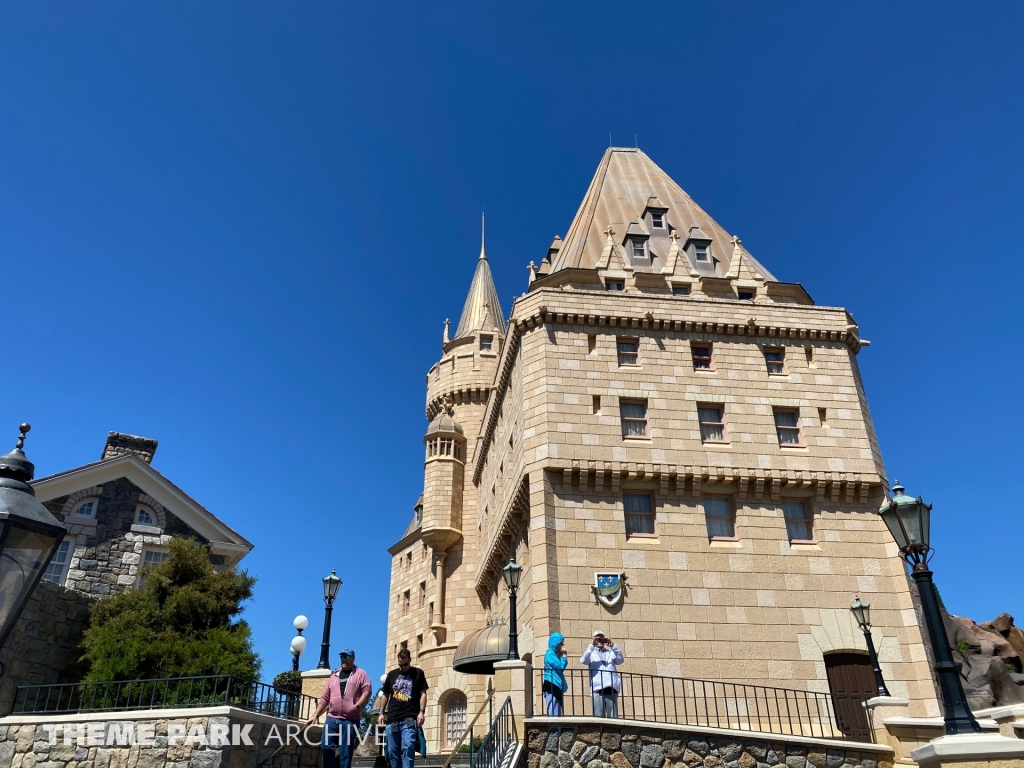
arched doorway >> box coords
[824,652,874,741]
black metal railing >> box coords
[13,675,319,721]
[470,696,518,768]
[537,670,873,744]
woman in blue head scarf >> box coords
[542,632,568,716]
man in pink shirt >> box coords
[306,649,372,768]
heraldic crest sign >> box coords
[591,572,626,607]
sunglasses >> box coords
[340,654,353,660]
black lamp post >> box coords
[0,424,68,672]
[317,570,342,670]
[291,615,308,672]
[502,557,522,661]
[850,596,892,697]
[878,480,980,735]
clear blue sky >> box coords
[1,2,1020,685]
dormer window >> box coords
[738,290,754,300]
[72,498,98,519]
[135,504,156,526]
[651,213,664,229]
[695,245,709,262]
[480,335,493,352]
[630,239,646,260]
[672,285,690,296]
[605,280,624,291]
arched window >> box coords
[135,504,156,526]
[72,498,99,519]
[444,691,467,749]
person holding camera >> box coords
[580,630,624,718]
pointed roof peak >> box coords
[479,212,488,261]
[455,217,506,340]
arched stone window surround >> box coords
[430,668,474,753]
[132,493,167,530]
[60,487,105,521]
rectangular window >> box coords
[695,245,709,262]
[406,552,413,570]
[698,406,726,443]
[620,400,648,438]
[631,239,646,260]
[651,213,664,228]
[143,550,169,569]
[616,338,639,366]
[588,334,597,354]
[428,602,435,625]
[42,540,72,585]
[422,541,429,561]
[419,581,426,608]
[818,408,828,427]
[782,500,813,541]
[764,347,785,374]
[416,634,423,652]
[692,344,712,370]
[403,590,411,615]
[400,640,408,651]
[605,280,624,291]
[805,347,815,367]
[738,290,755,300]
[623,493,655,537]
[480,335,493,351]
[774,410,801,446]
[592,395,601,415]
[704,497,736,539]
[672,285,690,296]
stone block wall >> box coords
[524,721,895,768]
[0,579,93,715]
[0,708,322,768]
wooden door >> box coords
[824,653,874,742]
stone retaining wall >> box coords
[0,579,94,715]
[525,720,895,768]
[0,706,322,767]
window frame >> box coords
[672,285,691,296]
[764,346,786,375]
[479,335,494,352]
[773,408,803,447]
[703,496,738,541]
[695,244,710,262]
[139,547,170,587]
[623,491,656,538]
[616,337,640,366]
[630,238,647,261]
[650,212,665,229]
[403,590,411,615]
[444,691,469,749]
[71,498,99,519]
[605,280,625,292]
[135,504,156,526]
[619,399,649,440]
[419,581,427,608]
[697,404,728,444]
[781,499,815,543]
[691,343,713,371]
[737,289,755,301]
[42,539,73,585]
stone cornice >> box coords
[474,477,529,602]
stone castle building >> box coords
[386,148,940,751]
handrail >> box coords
[470,696,517,768]
[441,689,495,768]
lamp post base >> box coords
[910,732,1024,767]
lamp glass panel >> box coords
[502,560,522,589]
[323,572,342,600]
[920,503,931,549]
[851,599,870,627]
[880,506,908,550]
[898,504,924,547]
[0,525,59,641]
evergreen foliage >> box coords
[81,537,261,682]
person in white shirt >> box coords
[580,630,625,718]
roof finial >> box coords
[15,423,30,451]
[443,318,450,344]
[479,212,487,261]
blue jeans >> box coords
[322,717,360,768]
[386,718,418,768]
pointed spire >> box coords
[443,319,450,344]
[454,217,506,340]
[479,212,487,261]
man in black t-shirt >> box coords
[380,648,429,768]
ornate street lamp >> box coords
[850,596,891,697]
[878,480,980,735]
[0,424,67,671]
[291,615,308,672]
[502,557,522,661]
[317,570,342,669]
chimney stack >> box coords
[101,432,158,464]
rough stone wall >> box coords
[43,477,210,597]
[0,712,321,768]
[525,723,894,768]
[0,580,93,716]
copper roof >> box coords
[454,214,506,339]
[452,618,510,675]
[550,148,776,281]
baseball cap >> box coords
[592,630,605,638]
[339,648,355,657]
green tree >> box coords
[81,537,261,682]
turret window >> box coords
[605,280,624,291]
[480,335,493,351]
[695,245,709,262]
